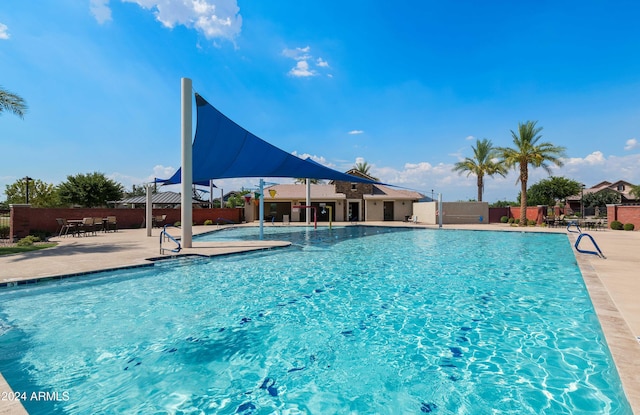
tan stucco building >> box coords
[244,170,425,223]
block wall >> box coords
[8,206,243,239]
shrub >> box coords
[0,226,9,239]
[17,235,40,246]
[174,221,181,227]
[610,220,623,230]
[514,218,520,225]
[500,216,509,223]
[204,219,213,226]
[527,219,537,226]
[623,223,635,231]
[508,217,515,224]
[30,230,50,240]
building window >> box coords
[618,184,625,191]
[351,183,357,191]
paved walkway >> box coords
[1,223,639,414]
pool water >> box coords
[0,226,632,414]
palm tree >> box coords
[354,160,379,180]
[452,138,507,202]
[0,86,28,118]
[496,121,566,226]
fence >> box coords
[7,205,244,240]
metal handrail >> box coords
[575,233,606,259]
[160,224,182,255]
[567,221,606,259]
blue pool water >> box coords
[0,226,632,414]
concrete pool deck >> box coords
[0,223,639,414]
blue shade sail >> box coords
[157,93,380,185]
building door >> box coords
[348,202,360,221]
[383,201,394,221]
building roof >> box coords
[364,186,425,200]
[566,179,638,201]
[115,191,206,205]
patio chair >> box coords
[93,217,104,233]
[80,217,96,236]
[56,218,73,237]
[152,215,167,228]
[106,216,117,232]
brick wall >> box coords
[506,206,546,224]
[606,205,640,230]
[8,205,243,239]
[488,207,509,223]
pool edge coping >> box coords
[1,225,638,414]
[567,232,640,414]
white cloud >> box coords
[282,46,332,78]
[282,46,311,60]
[465,135,475,141]
[0,23,10,40]
[288,60,315,77]
[563,151,606,168]
[316,57,329,67]
[348,130,364,135]
[150,164,177,181]
[291,152,335,168]
[90,0,112,24]
[624,138,638,151]
[121,0,242,41]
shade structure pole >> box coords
[209,180,214,207]
[259,178,265,240]
[181,77,193,248]
[438,193,443,229]
[146,184,153,237]
[306,179,311,225]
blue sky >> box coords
[1,0,639,202]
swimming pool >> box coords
[0,226,632,414]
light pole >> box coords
[580,184,585,218]
[431,189,434,201]
[24,176,32,204]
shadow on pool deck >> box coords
[1,222,639,414]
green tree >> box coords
[354,160,379,181]
[452,138,507,202]
[0,86,28,118]
[58,172,124,207]
[583,189,621,213]
[489,199,517,208]
[4,178,63,207]
[630,184,640,199]
[496,121,566,226]
[123,184,153,198]
[524,176,582,207]
[226,190,251,207]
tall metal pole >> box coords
[146,184,153,237]
[24,176,32,204]
[259,178,265,240]
[438,193,443,228]
[181,77,193,248]
[306,178,311,225]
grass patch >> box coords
[0,243,57,256]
